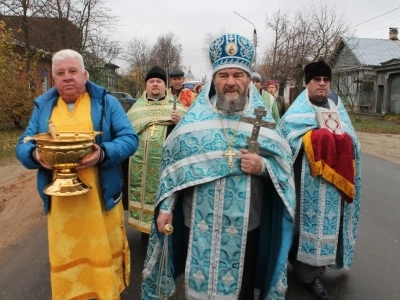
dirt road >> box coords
[0,159,44,256]
[0,132,399,254]
[356,132,400,164]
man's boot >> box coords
[305,277,329,300]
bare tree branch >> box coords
[150,32,183,84]
[261,0,352,100]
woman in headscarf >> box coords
[266,79,286,117]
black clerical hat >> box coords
[145,66,167,83]
[304,60,332,84]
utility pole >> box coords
[233,11,258,71]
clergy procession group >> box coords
[16,33,361,300]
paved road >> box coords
[0,153,399,300]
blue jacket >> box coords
[16,81,138,213]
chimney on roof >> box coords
[389,27,398,40]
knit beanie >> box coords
[251,72,262,82]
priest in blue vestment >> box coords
[141,33,296,300]
[277,60,362,300]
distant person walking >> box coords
[266,79,286,117]
[251,72,280,121]
[168,69,197,107]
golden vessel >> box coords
[32,131,101,196]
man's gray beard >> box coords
[215,92,247,114]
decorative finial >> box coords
[163,224,174,235]
[48,120,57,140]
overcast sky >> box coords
[106,0,400,80]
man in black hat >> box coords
[277,60,362,300]
[124,66,187,237]
[168,68,197,107]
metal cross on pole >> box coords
[240,106,276,153]
[168,95,179,110]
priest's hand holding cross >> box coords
[169,96,182,124]
[240,106,276,153]
[240,106,276,175]
[240,149,263,175]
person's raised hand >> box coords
[171,110,182,124]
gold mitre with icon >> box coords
[24,121,102,196]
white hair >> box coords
[52,49,85,74]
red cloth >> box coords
[169,88,196,108]
[303,128,355,203]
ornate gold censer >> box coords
[26,125,101,196]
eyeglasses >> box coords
[312,77,330,83]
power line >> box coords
[349,6,400,29]
[360,18,400,35]
[356,12,399,31]
[356,14,400,35]
[356,0,393,15]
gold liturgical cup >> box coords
[33,131,101,196]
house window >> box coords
[41,69,49,92]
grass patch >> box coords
[383,114,400,122]
[350,115,400,134]
[0,124,24,159]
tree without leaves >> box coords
[0,0,122,126]
[44,0,122,70]
[150,32,183,85]
[331,51,374,122]
[121,37,153,95]
[331,71,360,120]
[202,29,227,72]
[0,0,121,82]
[261,1,351,100]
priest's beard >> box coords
[215,90,248,114]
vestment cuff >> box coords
[257,157,270,178]
[159,192,178,213]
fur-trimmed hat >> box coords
[169,69,185,78]
[145,66,167,83]
[209,33,255,76]
[304,60,331,84]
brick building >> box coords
[0,15,80,94]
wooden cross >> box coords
[240,106,276,153]
[223,147,237,173]
[149,124,157,137]
[168,95,179,110]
